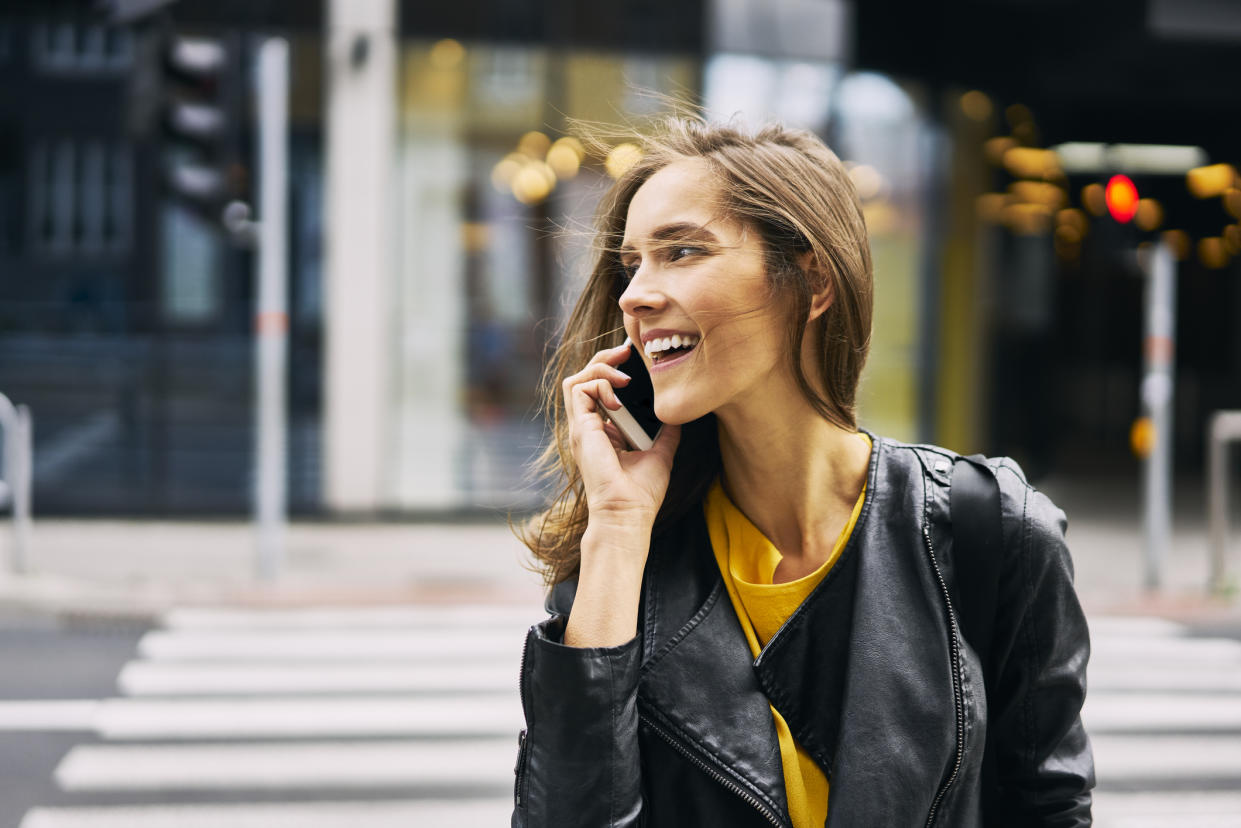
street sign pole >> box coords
[254,38,289,582]
[1140,241,1176,590]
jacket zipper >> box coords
[514,728,529,806]
[515,632,531,807]
[921,522,965,828]
[640,712,787,828]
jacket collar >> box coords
[638,436,967,826]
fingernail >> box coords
[616,370,630,379]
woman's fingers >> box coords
[586,342,633,367]
[562,360,631,421]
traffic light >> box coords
[117,5,245,227]
[160,33,240,215]
[1105,174,1139,223]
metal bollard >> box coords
[0,392,33,575]
[1207,411,1241,595]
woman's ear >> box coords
[804,252,833,322]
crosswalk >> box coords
[13,604,535,828]
[1086,616,1241,828]
[5,608,1240,826]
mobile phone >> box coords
[607,338,663,451]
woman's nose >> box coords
[617,266,665,317]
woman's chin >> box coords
[654,399,703,427]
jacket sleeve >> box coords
[988,466,1095,827]
[512,608,645,827]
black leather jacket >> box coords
[513,436,1094,827]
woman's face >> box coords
[619,158,794,426]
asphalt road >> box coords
[0,607,149,828]
[2,603,1240,828]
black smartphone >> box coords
[608,338,663,450]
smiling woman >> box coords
[512,118,1094,828]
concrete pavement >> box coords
[0,471,1236,622]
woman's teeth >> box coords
[644,334,700,362]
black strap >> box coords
[950,454,1003,821]
[950,454,1002,680]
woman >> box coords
[512,118,1093,827]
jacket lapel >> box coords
[820,439,962,826]
[639,513,791,826]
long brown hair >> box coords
[520,117,873,586]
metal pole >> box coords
[1140,241,1176,590]
[0,394,33,575]
[254,38,289,582]
[1207,411,1241,593]
[13,405,32,575]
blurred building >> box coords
[1,0,1239,516]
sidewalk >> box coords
[0,475,1237,622]
[0,520,547,621]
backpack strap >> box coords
[950,454,1003,820]
[949,454,1002,680]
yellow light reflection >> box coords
[512,162,554,204]
[1161,229,1190,260]
[1186,164,1238,199]
[518,131,552,160]
[959,90,993,122]
[849,164,886,201]
[1223,224,1241,255]
[1224,188,1241,219]
[1198,237,1229,268]
[429,39,465,70]
[984,136,1016,165]
[1135,199,1164,232]
[1082,183,1107,217]
[1003,147,1061,180]
[1009,180,1066,208]
[546,137,584,179]
[490,156,523,193]
[1056,208,1089,236]
[1055,224,1081,245]
[605,143,643,179]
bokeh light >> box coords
[604,143,642,179]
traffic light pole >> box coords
[254,38,289,582]
[1140,241,1176,590]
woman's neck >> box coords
[715,395,870,573]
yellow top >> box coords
[703,435,870,828]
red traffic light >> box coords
[1105,174,1139,223]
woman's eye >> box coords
[668,245,700,262]
[620,262,639,281]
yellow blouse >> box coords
[703,437,869,828]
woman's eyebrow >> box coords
[620,222,719,254]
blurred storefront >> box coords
[0,0,988,515]
[6,0,1236,516]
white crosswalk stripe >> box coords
[1086,615,1241,828]
[13,609,1241,826]
[15,603,537,828]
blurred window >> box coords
[160,202,221,324]
[26,137,132,257]
[31,22,132,74]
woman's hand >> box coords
[561,343,682,529]
[562,342,681,647]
